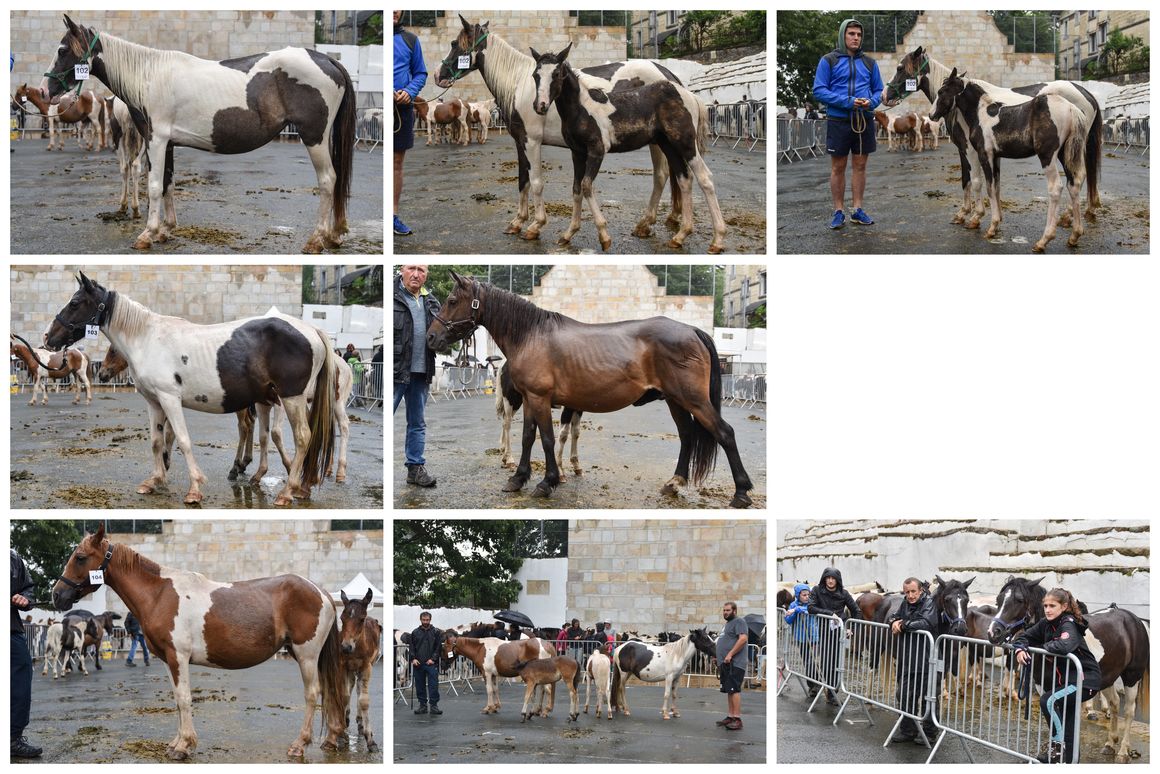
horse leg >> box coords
[558,149,586,245]
[555,409,570,482]
[527,397,560,497]
[288,644,321,757]
[503,406,537,492]
[228,410,251,480]
[1033,164,1063,252]
[633,143,666,237]
[29,372,41,406]
[506,131,531,235]
[520,682,535,722]
[157,395,208,504]
[135,135,170,249]
[687,399,754,508]
[568,410,582,476]
[688,154,727,253]
[499,398,515,469]
[331,399,350,482]
[80,367,92,405]
[578,151,612,250]
[1065,151,1086,248]
[304,141,341,253]
[271,403,293,473]
[662,399,695,495]
[523,138,549,241]
[249,404,272,485]
[164,657,198,759]
[275,396,312,505]
[160,142,177,238]
[358,669,377,751]
[668,162,695,249]
[137,400,171,494]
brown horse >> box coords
[514,655,581,722]
[61,610,121,672]
[338,589,382,752]
[444,634,556,715]
[14,83,105,151]
[427,271,754,508]
[52,525,345,760]
[427,98,469,146]
[874,110,921,151]
[9,336,92,406]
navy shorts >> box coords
[826,115,876,156]
[394,102,414,152]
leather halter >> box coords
[432,280,482,343]
[54,287,115,347]
[57,543,115,591]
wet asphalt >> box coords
[18,656,382,764]
[9,392,384,510]
[9,136,383,254]
[394,680,766,763]
[393,132,767,255]
[776,141,1149,254]
[391,393,767,510]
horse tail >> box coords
[610,658,622,711]
[331,59,356,235]
[1138,666,1151,722]
[317,610,347,738]
[301,330,335,490]
[688,327,721,486]
[696,96,710,156]
[1065,111,1087,187]
[1085,105,1102,209]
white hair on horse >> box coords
[106,290,154,341]
[477,32,536,119]
[81,32,181,113]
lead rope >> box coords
[396,30,490,134]
[851,108,866,156]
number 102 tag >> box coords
[457,55,470,69]
[905,78,917,92]
[85,324,99,339]
[75,63,90,80]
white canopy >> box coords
[333,572,384,605]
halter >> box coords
[57,543,115,591]
[53,287,115,346]
[43,30,102,98]
[431,280,482,343]
[440,28,491,85]
[885,52,930,103]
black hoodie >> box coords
[1012,613,1101,691]
[807,566,862,620]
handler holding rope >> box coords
[394,10,427,237]
[813,19,883,230]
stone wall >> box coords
[11,11,315,95]
[528,265,714,330]
[567,519,766,630]
[9,265,304,361]
[409,11,629,106]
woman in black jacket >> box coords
[1011,588,1101,764]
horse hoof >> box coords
[302,240,323,255]
[168,749,190,761]
[504,224,522,235]
[273,495,292,507]
[367,742,380,753]
[132,238,153,250]
[533,483,553,498]
[1032,244,1046,253]
[335,474,346,483]
[667,238,684,249]
[708,244,725,254]
[522,230,541,241]
[632,225,653,237]
[556,237,571,246]
[320,740,338,752]
[287,747,305,759]
[137,484,156,495]
[1068,237,1081,248]
[502,478,526,492]
[661,483,680,496]
[600,238,612,251]
[184,492,203,505]
[730,493,753,509]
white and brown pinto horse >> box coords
[14,83,106,151]
[530,44,727,253]
[105,95,146,218]
[445,634,557,715]
[52,526,345,760]
[338,589,382,753]
[41,620,89,679]
[437,15,691,242]
[44,272,335,506]
[9,335,91,406]
[426,98,470,145]
[42,15,354,253]
[610,628,716,719]
[468,98,497,143]
[873,110,921,151]
[930,68,1089,252]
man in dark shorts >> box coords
[393,11,427,236]
[813,18,883,230]
[715,601,749,730]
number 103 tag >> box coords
[85,324,99,339]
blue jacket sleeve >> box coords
[812,57,851,111]
[406,38,428,99]
[867,61,885,111]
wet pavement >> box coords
[10,392,384,510]
[19,656,382,764]
[392,393,766,510]
[9,138,383,254]
[776,142,1149,253]
[393,135,767,255]
[776,680,1149,764]
[394,680,766,763]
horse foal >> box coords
[515,656,581,722]
[584,648,613,719]
[339,589,382,752]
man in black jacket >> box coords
[410,611,444,715]
[393,265,441,487]
[10,549,41,758]
[807,566,861,705]
[887,577,938,744]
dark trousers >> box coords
[896,668,937,737]
[1042,685,1098,760]
[413,663,440,705]
[11,632,33,738]
[796,640,821,683]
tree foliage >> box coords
[394,520,568,608]
[10,521,84,606]
[1085,28,1149,77]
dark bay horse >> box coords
[52,526,345,759]
[338,589,381,752]
[427,271,754,508]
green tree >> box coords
[748,302,766,329]
[1098,28,1148,76]
[394,520,568,608]
[10,521,84,605]
[682,10,726,53]
[359,12,384,45]
[302,265,315,304]
[776,10,845,106]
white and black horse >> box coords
[930,68,1089,252]
[610,628,717,719]
[44,272,335,507]
[436,15,692,242]
[42,14,354,253]
[529,44,727,253]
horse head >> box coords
[436,14,490,88]
[933,574,973,636]
[426,270,482,352]
[528,42,572,116]
[987,575,1045,644]
[338,588,374,653]
[98,345,129,382]
[883,45,926,107]
[45,271,114,352]
[52,524,111,611]
[43,15,104,102]
[688,627,716,659]
[930,66,967,122]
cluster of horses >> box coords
[779,574,1148,763]
[871,110,941,152]
[52,526,381,759]
[416,96,498,145]
[38,610,120,679]
[24,14,354,253]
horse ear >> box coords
[529,46,542,62]
[361,588,373,605]
[558,41,572,62]
[964,576,975,589]
[340,590,349,605]
[63,13,77,31]
[93,522,105,544]
[915,46,924,55]
[933,574,945,587]
[1032,576,1046,587]
[948,67,958,79]
[458,13,471,30]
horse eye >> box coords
[75,555,87,565]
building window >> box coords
[1099,22,1107,45]
[1074,39,1081,62]
[727,299,734,320]
[527,580,550,595]
[1088,32,1097,55]
[668,11,678,28]
[636,29,642,51]
[321,269,327,292]
[401,11,439,27]
[1089,11,1097,20]
[1062,18,1068,36]
[758,271,767,296]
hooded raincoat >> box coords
[813,19,884,121]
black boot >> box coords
[430,703,442,715]
[407,464,436,487]
[414,704,428,715]
[10,736,43,758]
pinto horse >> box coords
[530,44,726,253]
[338,589,382,752]
[43,14,354,253]
[42,620,88,679]
[444,634,556,715]
[9,335,91,406]
[14,83,105,151]
[52,526,345,759]
[468,98,497,144]
[1083,606,1150,762]
[437,15,691,242]
[610,628,716,719]
[44,272,335,506]
[105,95,146,218]
[62,609,121,672]
[427,98,469,146]
[428,272,754,508]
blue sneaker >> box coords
[393,214,413,236]
[850,208,874,225]
[828,210,845,229]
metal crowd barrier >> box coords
[722,372,766,407]
[394,643,413,705]
[356,108,383,151]
[1103,116,1149,156]
[709,100,765,152]
[776,607,844,707]
[22,623,47,660]
[683,641,762,688]
[777,118,828,162]
[431,365,493,400]
[349,361,383,409]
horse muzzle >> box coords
[533,102,549,116]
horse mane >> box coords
[478,282,564,349]
[925,52,953,94]
[106,289,154,341]
[108,541,163,578]
[93,30,185,111]
[478,32,535,120]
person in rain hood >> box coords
[812,18,884,230]
[808,567,862,705]
[783,583,821,696]
[1011,588,1101,764]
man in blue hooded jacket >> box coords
[394,11,427,237]
[813,19,884,230]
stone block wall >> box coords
[528,265,714,330]
[11,11,315,95]
[9,265,304,361]
[567,519,766,630]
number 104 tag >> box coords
[85,324,99,339]
[75,63,90,80]
[906,78,917,92]
[457,55,470,69]
[88,570,104,585]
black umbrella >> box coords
[494,610,534,629]
[743,613,766,643]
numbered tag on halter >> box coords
[74,63,90,80]
[905,78,917,92]
[88,569,104,585]
[457,54,470,70]
[21,96,28,103]
[85,324,99,340]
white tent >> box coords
[333,572,384,605]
